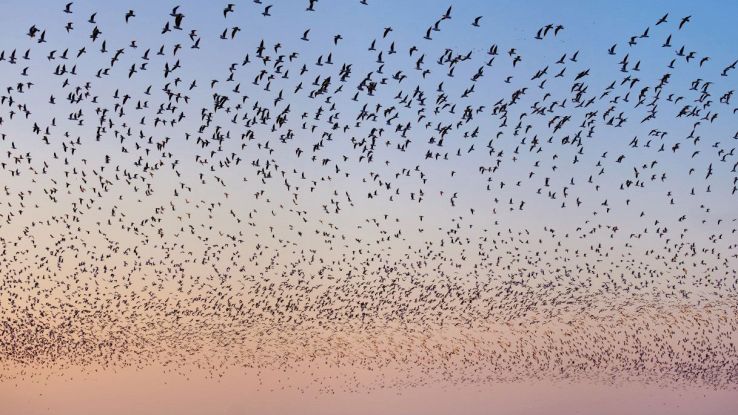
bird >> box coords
[721,59,737,76]
[223,3,235,18]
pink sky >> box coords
[3,365,736,415]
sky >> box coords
[1,0,737,414]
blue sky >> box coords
[0,0,736,281]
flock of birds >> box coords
[1,1,738,392]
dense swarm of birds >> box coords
[1,1,738,392]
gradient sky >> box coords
[1,0,737,414]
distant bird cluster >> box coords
[1,1,738,392]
